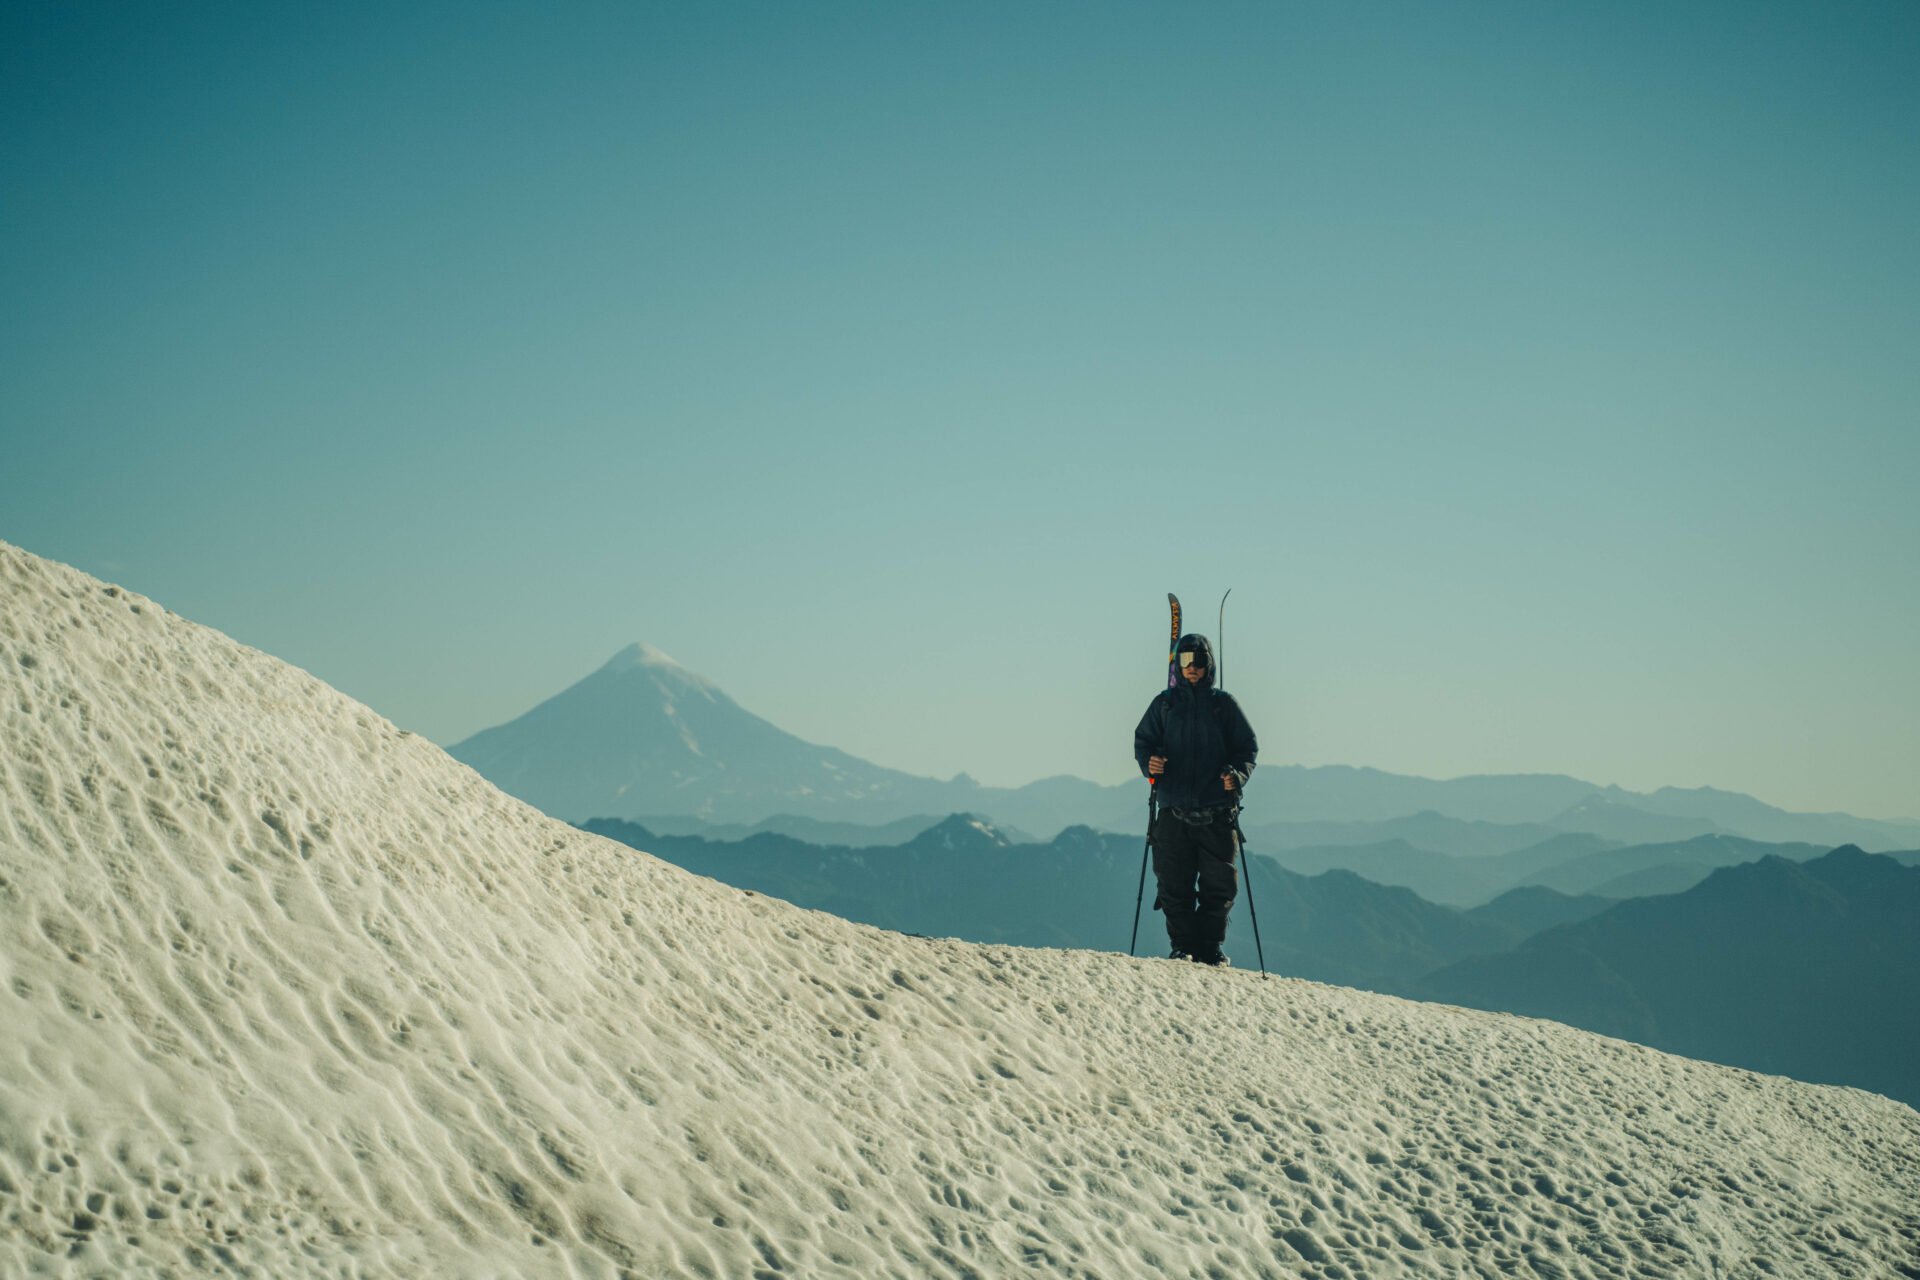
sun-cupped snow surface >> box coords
[2,542,1917,1280]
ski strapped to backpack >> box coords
[1217,587,1229,690]
[1166,592,1182,689]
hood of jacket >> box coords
[1174,634,1215,693]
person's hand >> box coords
[1220,771,1237,792]
[1148,756,1166,777]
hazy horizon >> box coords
[5,2,1917,817]
[450,635,1920,825]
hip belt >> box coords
[1166,803,1238,826]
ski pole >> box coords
[1233,809,1267,979]
[1212,589,1263,976]
[1130,782,1157,956]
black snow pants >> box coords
[1152,809,1239,953]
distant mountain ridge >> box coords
[449,643,1920,848]
[1259,831,1867,908]
[1422,847,1920,1107]
[624,812,1004,848]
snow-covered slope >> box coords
[3,540,1917,1279]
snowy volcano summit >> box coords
[448,640,985,825]
[4,541,1918,1279]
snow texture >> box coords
[2,540,1917,1279]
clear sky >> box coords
[5,1,1917,819]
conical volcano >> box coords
[448,642,942,823]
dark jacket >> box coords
[1133,635,1258,812]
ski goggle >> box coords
[1179,651,1208,669]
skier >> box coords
[1134,633,1258,965]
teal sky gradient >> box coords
[5,2,1917,817]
